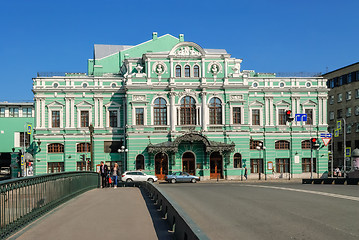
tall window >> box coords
[52,111,60,128]
[233,153,242,168]
[301,140,311,149]
[77,142,91,152]
[302,158,316,172]
[154,98,167,125]
[180,96,196,125]
[48,162,64,173]
[250,140,263,150]
[136,154,145,170]
[109,110,118,127]
[23,107,32,117]
[233,107,241,124]
[48,143,64,153]
[209,97,222,125]
[252,109,260,125]
[278,109,286,125]
[176,65,181,77]
[20,132,30,147]
[9,107,19,117]
[275,140,290,150]
[194,65,200,77]
[0,107,5,117]
[80,111,89,127]
[276,158,290,173]
[305,109,313,125]
[250,159,263,173]
[136,108,144,125]
[185,65,190,77]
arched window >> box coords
[180,96,196,125]
[48,143,64,153]
[209,97,222,124]
[194,65,200,77]
[154,98,167,125]
[234,153,242,168]
[176,65,181,77]
[136,154,145,170]
[77,142,91,152]
[185,65,191,77]
[301,140,311,149]
[275,140,290,150]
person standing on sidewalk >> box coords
[99,161,108,188]
[110,163,120,188]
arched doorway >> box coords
[155,153,168,180]
[182,152,195,175]
[136,154,145,170]
[210,152,223,179]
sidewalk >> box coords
[9,187,172,240]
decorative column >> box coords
[322,97,327,125]
[318,97,323,125]
[65,98,70,128]
[265,97,270,126]
[269,97,274,126]
[99,98,103,128]
[41,98,46,128]
[170,90,176,132]
[201,90,208,131]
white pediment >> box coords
[275,100,290,106]
[249,100,264,106]
[105,101,121,108]
[46,101,64,107]
[169,42,206,57]
[75,101,93,107]
[302,100,317,106]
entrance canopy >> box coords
[147,133,235,154]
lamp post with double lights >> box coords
[256,142,266,180]
[118,145,128,171]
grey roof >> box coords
[204,49,228,54]
[94,44,133,60]
[0,102,34,106]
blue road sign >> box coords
[320,133,332,138]
[27,125,32,135]
[346,147,351,157]
[295,113,307,121]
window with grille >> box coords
[250,159,263,173]
[135,108,144,125]
[76,161,90,171]
[302,158,316,172]
[278,109,286,125]
[252,109,260,125]
[301,140,311,149]
[209,97,222,125]
[77,142,91,152]
[275,140,290,150]
[275,158,290,173]
[48,162,64,173]
[109,110,118,127]
[233,153,242,168]
[176,65,181,77]
[185,65,190,77]
[194,65,200,77]
[233,107,241,124]
[305,109,313,124]
[154,98,167,125]
[180,96,196,125]
[80,111,89,127]
[52,111,60,128]
[48,143,64,153]
[250,140,263,150]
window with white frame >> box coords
[109,110,118,127]
[305,109,313,124]
[346,91,352,101]
[232,107,241,124]
[154,97,167,125]
[22,107,32,117]
[176,65,181,77]
[347,124,352,134]
[337,93,342,102]
[355,106,359,116]
[193,65,200,77]
[346,107,352,117]
[252,109,260,126]
[329,95,334,105]
[180,96,196,125]
[185,65,190,77]
[209,97,222,125]
[0,107,4,117]
[278,109,286,125]
[9,107,19,117]
[135,108,144,125]
[80,111,89,127]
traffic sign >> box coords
[337,120,341,130]
[346,147,351,157]
[21,155,24,166]
[334,129,339,137]
[27,125,32,135]
[295,113,307,122]
[322,138,331,146]
[320,133,332,138]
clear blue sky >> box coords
[1,0,358,102]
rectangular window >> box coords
[136,108,144,125]
[250,159,263,173]
[80,111,89,127]
[77,161,90,171]
[356,89,359,99]
[23,107,32,117]
[355,106,359,116]
[305,109,313,124]
[275,158,290,173]
[0,107,4,117]
[337,93,342,102]
[104,141,123,153]
[337,109,343,118]
[278,109,286,125]
[346,91,351,101]
[109,110,118,128]
[233,107,241,124]
[348,73,352,83]
[346,107,352,117]
[9,107,19,117]
[356,123,359,133]
[329,111,334,120]
[52,111,60,128]
[20,132,30,147]
[252,109,260,126]
[302,158,316,173]
[329,95,334,105]
[47,162,64,173]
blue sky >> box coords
[1,0,358,101]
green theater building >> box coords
[33,33,329,179]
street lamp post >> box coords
[118,145,128,171]
[256,143,266,180]
[88,124,94,171]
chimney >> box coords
[179,34,184,42]
[152,32,158,40]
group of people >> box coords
[99,161,120,188]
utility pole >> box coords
[89,124,94,171]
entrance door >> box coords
[155,153,168,180]
[182,152,195,175]
[210,152,223,179]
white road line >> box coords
[244,185,359,202]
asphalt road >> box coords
[158,181,359,240]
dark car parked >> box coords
[165,171,200,183]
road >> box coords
[158,181,359,240]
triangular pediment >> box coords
[46,101,64,107]
[104,101,121,108]
[275,100,290,106]
[75,101,93,107]
[302,100,317,106]
[249,100,264,106]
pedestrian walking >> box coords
[244,167,248,180]
[99,161,108,188]
[110,163,120,189]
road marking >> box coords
[244,185,359,202]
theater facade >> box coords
[33,33,329,179]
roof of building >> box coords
[322,61,359,77]
[94,44,133,60]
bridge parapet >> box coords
[0,172,99,239]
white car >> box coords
[121,171,158,183]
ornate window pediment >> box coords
[47,101,64,108]
[275,100,290,106]
[75,101,93,108]
[302,100,317,107]
[249,100,264,107]
[169,42,206,57]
